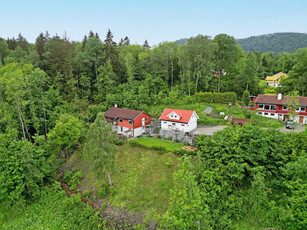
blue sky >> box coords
[1,0,306,45]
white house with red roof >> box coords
[159,108,199,132]
[249,93,307,124]
[104,107,151,137]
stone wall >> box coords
[159,129,197,146]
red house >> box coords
[249,93,307,124]
[104,107,151,137]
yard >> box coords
[131,137,183,152]
[61,143,179,216]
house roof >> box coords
[104,107,146,120]
[159,108,198,123]
[231,118,250,124]
[255,94,307,107]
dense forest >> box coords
[0,30,306,229]
[177,32,307,54]
[236,33,307,54]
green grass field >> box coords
[132,137,183,152]
[61,143,179,215]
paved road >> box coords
[192,125,228,136]
[192,124,305,136]
[280,123,305,133]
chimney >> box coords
[114,103,117,108]
[277,93,282,100]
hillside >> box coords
[175,32,307,54]
[236,32,307,53]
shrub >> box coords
[168,136,173,141]
[113,138,125,146]
[102,202,107,210]
[183,141,190,146]
[165,157,174,166]
[63,170,84,191]
[63,170,73,184]
[173,149,196,156]
[97,182,108,199]
[82,190,92,199]
[218,114,225,119]
[157,135,161,139]
[213,92,237,105]
[195,92,213,103]
[109,186,116,196]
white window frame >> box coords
[145,117,148,122]
[128,120,132,125]
[119,118,123,123]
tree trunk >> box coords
[107,172,113,186]
[16,102,27,140]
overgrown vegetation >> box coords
[0,29,306,229]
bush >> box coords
[165,157,174,166]
[173,149,196,156]
[183,141,190,146]
[157,135,161,139]
[195,92,213,103]
[97,182,108,199]
[82,190,92,199]
[213,92,236,105]
[109,186,116,196]
[63,171,73,184]
[63,170,84,191]
[113,138,125,146]
[168,136,173,141]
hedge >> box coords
[195,92,213,103]
[195,92,236,105]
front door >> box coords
[299,116,304,123]
[142,118,145,126]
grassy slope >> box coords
[132,137,183,152]
[63,144,179,215]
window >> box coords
[181,124,185,126]
[258,112,262,115]
[264,113,268,115]
[264,105,270,110]
[283,105,287,110]
[271,113,275,116]
[171,115,173,118]
[109,118,114,122]
[172,123,175,126]
[128,120,132,125]
[258,104,264,109]
[145,117,148,122]
[119,118,123,123]
[296,108,300,112]
[271,105,276,110]
[301,107,306,112]
[164,121,167,124]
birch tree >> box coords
[84,112,117,186]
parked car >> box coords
[285,120,295,129]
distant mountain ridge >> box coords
[175,32,307,53]
[236,32,307,53]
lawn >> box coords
[61,143,179,215]
[132,137,183,152]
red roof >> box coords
[255,94,307,107]
[105,107,146,120]
[159,108,198,123]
